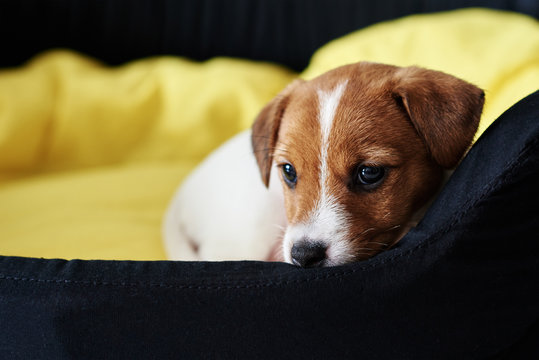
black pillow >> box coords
[0,91,538,359]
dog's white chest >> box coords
[163,130,286,261]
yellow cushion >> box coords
[0,8,537,260]
[0,54,295,260]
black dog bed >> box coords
[1,1,538,359]
[2,90,537,359]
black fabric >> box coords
[0,0,538,71]
[1,91,537,359]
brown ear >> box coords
[394,67,485,169]
[251,80,303,187]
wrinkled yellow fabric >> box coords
[0,9,537,260]
[0,56,295,259]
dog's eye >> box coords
[357,165,385,186]
[281,163,297,188]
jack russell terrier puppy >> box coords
[163,62,484,267]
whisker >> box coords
[369,241,390,247]
[273,224,287,236]
[359,227,376,236]
[355,247,376,252]
[383,224,402,233]
[351,224,404,250]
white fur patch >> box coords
[283,81,354,266]
[317,81,348,196]
[283,196,355,266]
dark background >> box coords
[1,0,538,71]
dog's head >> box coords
[252,62,484,267]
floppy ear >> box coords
[393,67,485,169]
[251,80,303,187]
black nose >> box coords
[291,241,327,268]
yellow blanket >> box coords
[1,9,538,260]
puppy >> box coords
[163,62,484,267]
